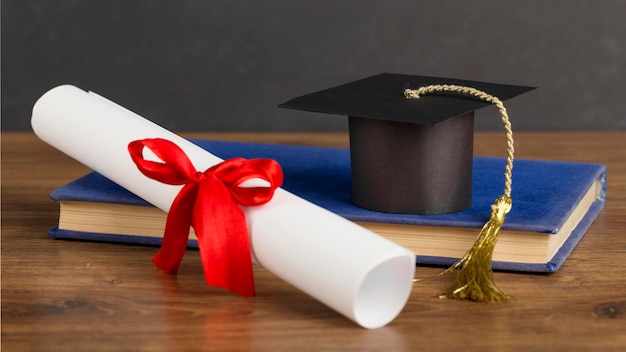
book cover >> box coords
[50,139,607,273]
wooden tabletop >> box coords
[2,131,625,351]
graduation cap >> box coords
[279,73,534,215]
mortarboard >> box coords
[279,73,535,215]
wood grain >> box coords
[2,132,626,351]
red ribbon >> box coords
[128,138,283,296]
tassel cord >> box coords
[404,85,514,198]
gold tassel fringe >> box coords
[438,195,512,301]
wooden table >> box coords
[2,131,625,351]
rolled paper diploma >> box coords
[31,85,416,329]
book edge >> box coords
[48,193,605,273]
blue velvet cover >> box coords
[49,139,606,272]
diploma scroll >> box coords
[31,85,415,329]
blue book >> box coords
[49,139,606,273]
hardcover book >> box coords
[49,139,607,272]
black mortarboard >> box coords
[279,73,534,215]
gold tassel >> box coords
[438,194,512,301]
[405,85,515,302]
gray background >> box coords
[2,0,625,131]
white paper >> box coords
[31,85,416,329]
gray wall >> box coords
[2,0,625,131]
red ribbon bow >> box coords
[128,138,283,296]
